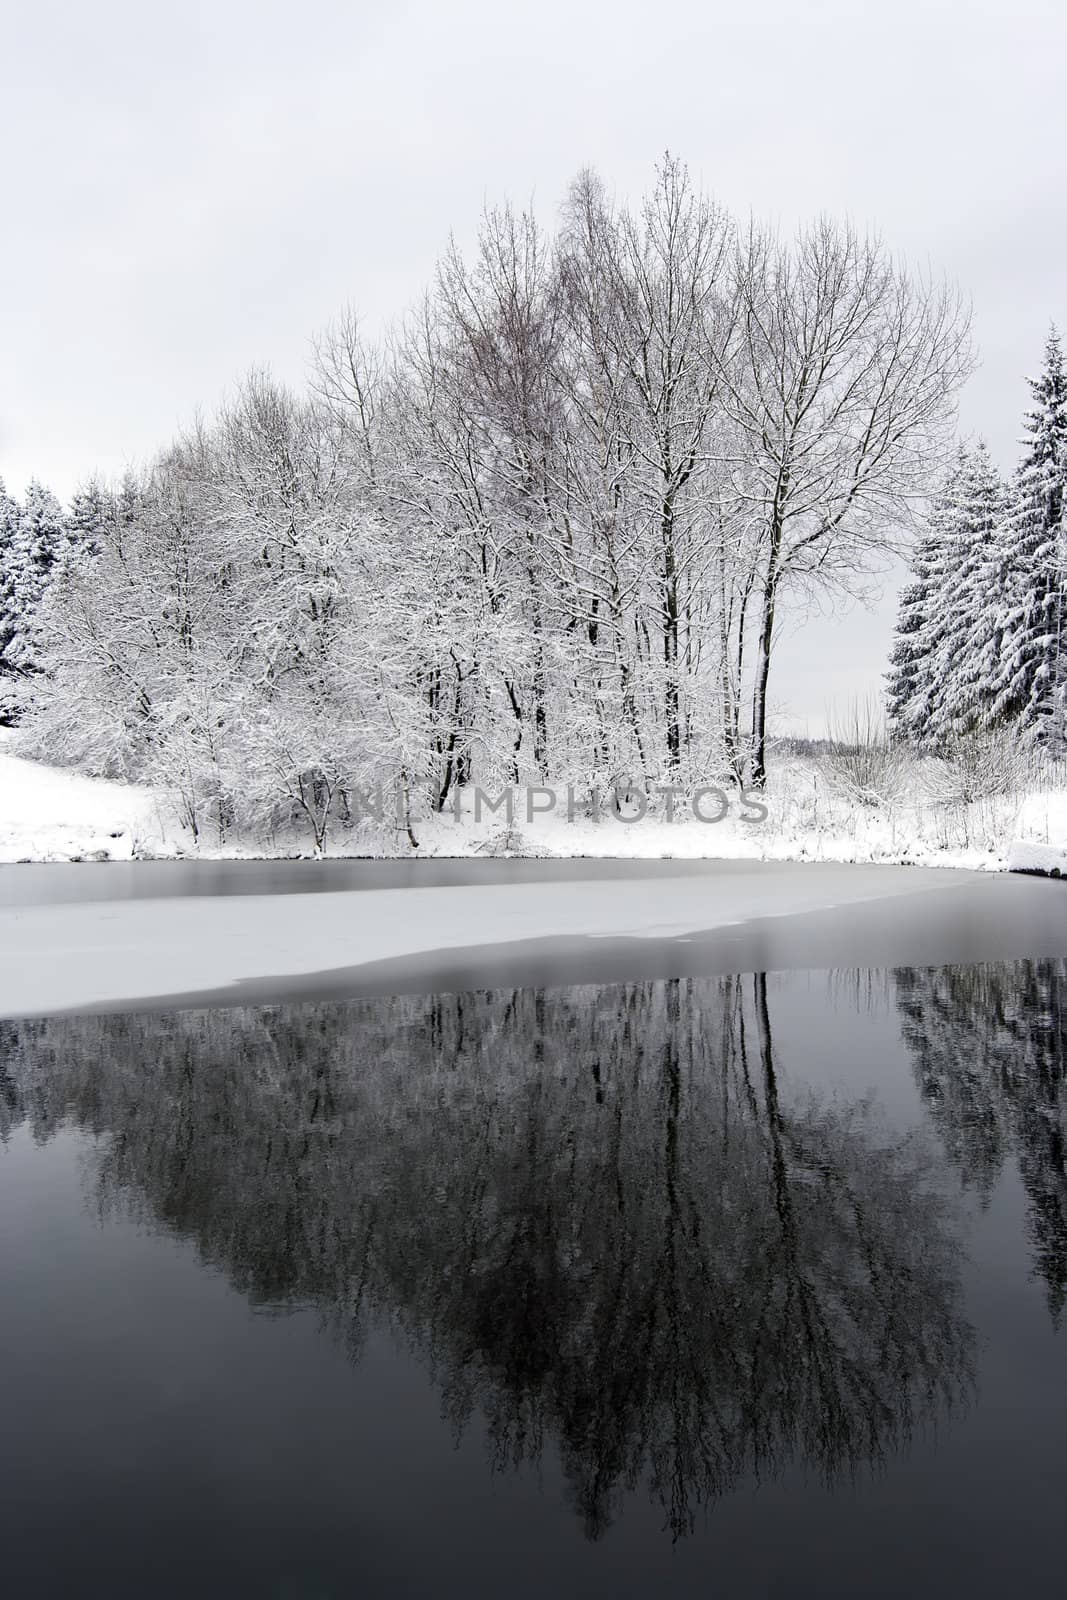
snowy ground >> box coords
[1005,839,1067,875]
[2,730,1066,871]
[404,769,1067,873]
[0,730,172,863]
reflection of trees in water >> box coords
[0,1024,18,1139]
[895,959,1067,1323]
[1,976,973,1539]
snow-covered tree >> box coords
[990,329,1067,748]
[886,453,963,744]
[888,334,1066,756]
[15,160,980,847]
[66,478,117,561]
[718,218,973,785]
[928,441,1010,741]
[0,478,68,718]
[0,477,22,722]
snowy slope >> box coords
[0,731,170,863]
[2,731,1066,872]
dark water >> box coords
[0,855,800,907]
[1,960,1065,1597]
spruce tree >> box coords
[928,439,1010,739]
[887,446,974,747]
[992,328,1067,748]
[0,478,23,721]
[3,480,67,710]
[66,479,116,561]
[886,478,951,743]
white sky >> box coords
[2,0,1064,731]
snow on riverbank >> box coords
[2,732,1066,871]
[404,766,1067,872]
[1006,840,1067,876]
[0,731,174,863]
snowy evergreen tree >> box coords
[66,478,116,561]
[991,329,1067,747]
[926,439,1010,740]
[0,480,67,716]
[886,456,962,744]
[887,443,1007,747]
[0,476,23,722]
[15,479,66,598]
[891,334,1067,755]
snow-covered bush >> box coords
[818,701,913,808]
[919,732,1035,807]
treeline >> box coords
[2,158,971,848]
[887,330,1067,752]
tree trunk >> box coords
[750,577,776,789]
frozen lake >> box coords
[0,861,1065,1595]
[1,857,1065,1015]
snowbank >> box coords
[0,732,171,863]
[1006,840,1067,877]
[2,734,1066,873]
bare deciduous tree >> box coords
[717,218,973,784]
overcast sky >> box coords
[2,0,1064,729]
